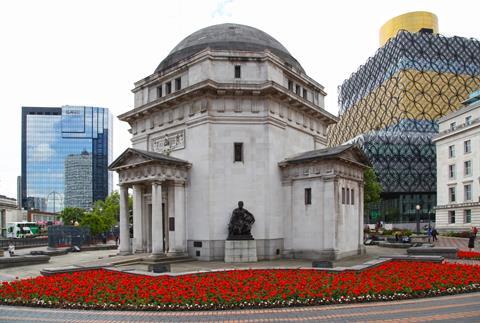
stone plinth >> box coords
[224,240,257,263]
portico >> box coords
[109,148,191,257]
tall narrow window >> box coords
[465,116,472,125]
[175,77,181,91]
[450,122,456,131]
[448,164,455,179]
[234,65,241,79]
[295,85,301,95]
[351,189,355,205]
[464,140,471,153]
[157,85,163,99]
[449,187,456,203]
[165,81,172,95]
[234,143,243,162]
[464,160,472,176]
[465,209,472,223]
[464,184,472,201]
[449,210,456,224]
[342,188,345,204]
[302,88,308,99]
[448,145,455,158]
[288,80,293,91]
[346,188,350,204]
[305,188,312,205]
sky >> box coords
[0,0,479,199]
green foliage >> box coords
[79,191,121,236]
[364,168,382,205]
[61,207,85,225]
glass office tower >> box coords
[21,106,113,212]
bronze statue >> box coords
[227,201,255,240]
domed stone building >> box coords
[110,24,369,261]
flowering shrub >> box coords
[458,250,480,260]
[0,261,479,310]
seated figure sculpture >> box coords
[227,201,255,240]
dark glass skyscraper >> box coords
[21,106,113,212]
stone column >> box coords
[118,185,131,255]
[151,181,164,258]
[132,184,145,253]
[173,181,186,254]
[282,180,293,257]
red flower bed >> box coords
[458,250,480,260]
[0,261,479,310]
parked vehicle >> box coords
[6,222,39,238]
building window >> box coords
[351,189,354,205]
[296,85,301,96]
[305,188,312,205]
[288,80,293,91]
[465,209,472,223]
[448,145,455,158]
[157,85,163,98]
[464,140,471,153]
[346,188,350,204]
[464,184,472,201]
[465,116,472,125]
[302,88,308,99]
[175,77,181,91]
[234,143,243,162]
[464,160,472,176]
[450,122,456,131]
[342,188,345,204]
[234,65,241,79]
[449,187,456,203]
[449,210,456,224]
[165,81,172,95]
[448,164,455,179]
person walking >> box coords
[431,228,438,242]
[473,226,478,237]
[468,231,475,251]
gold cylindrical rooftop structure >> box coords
[379,11,438,46]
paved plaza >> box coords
[0,292,479,322]
[0,236,478,321]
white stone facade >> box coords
[433,92,480,231]
[110,24,367,261]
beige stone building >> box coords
[110,24,368,261]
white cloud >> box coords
[31,144,55,162]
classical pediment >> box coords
[109,148,191,171]
[278,144,370,168]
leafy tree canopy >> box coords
[61,207,85,225]
[364,168,382,205]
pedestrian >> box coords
[431,228,438,242]
[468,231,475,251]
[8,241,15,257]
[473,226,478,237]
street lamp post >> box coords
[427,208,432,243]
[415,204,421,234]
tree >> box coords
[80,212,113,237]
[79,191,131,237]
[364,168,382,205]
[61,207,85,225]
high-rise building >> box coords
[64,150,93,209]
[328,12,480,224]
[21,106,113,212]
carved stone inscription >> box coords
[150,130,185,153]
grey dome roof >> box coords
[155,23,305,74]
